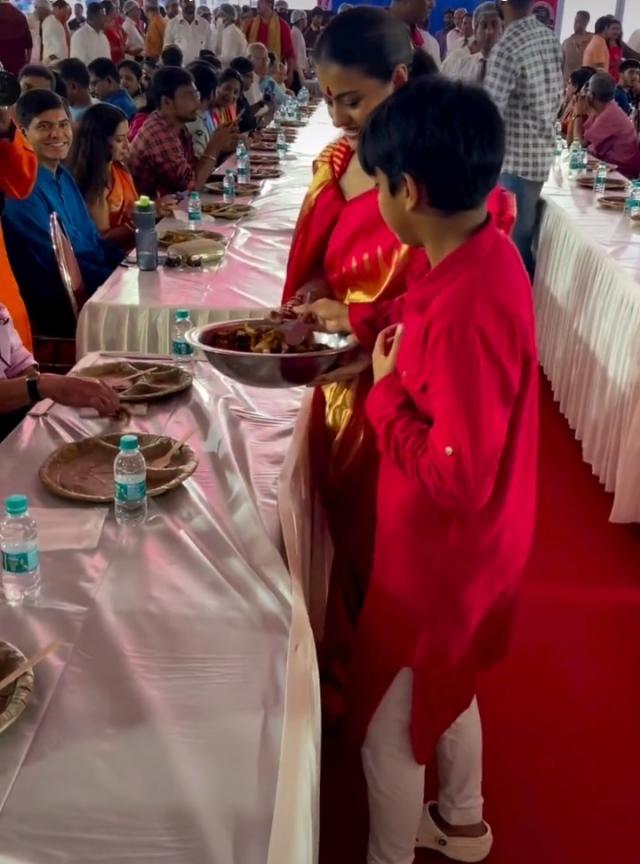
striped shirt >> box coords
[485,15,563,182]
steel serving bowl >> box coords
[186,319,361,388]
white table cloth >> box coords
[76,108,337,358]
[0,353,319,864]
[535,163,640,522]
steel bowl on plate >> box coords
[186,318,361,388]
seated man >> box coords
[0,304,120,439]
[18,64,56,93]
[614,59,640,114]
[57,57,95,121]
[128,66,237,197]
[574,71,640,178]
[87,57,137,120]
[2,90,124,340]
[248,42,286,107]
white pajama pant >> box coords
[361,668,483,864]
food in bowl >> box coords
[208,322,330,354]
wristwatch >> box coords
[25,371,42,405]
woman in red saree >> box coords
[282,8,515,722]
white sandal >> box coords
[416,801,493,863]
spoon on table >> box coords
[151,429,196,469]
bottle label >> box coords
[172,340,194,356]
[2,549,39,574]
[115,477,147,503]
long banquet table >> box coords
[535,162,640,522]
[0,104,337,864]
[76,109,338,357]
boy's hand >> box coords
[372,324,403,383]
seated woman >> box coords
[573,70,640,177]
[211,68,242,126]
[185,60,217,158]
[2,90,124,342]
[118,59,146,110]
[558,65,595,140]
[0,304,120,440]
[281,7,515,723]
[67,103,138,252]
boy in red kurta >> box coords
[311,77,538,863]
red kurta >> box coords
[348,219,539,763]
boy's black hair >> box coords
[161,45,184,67]
[359,76,505,214]
[57,58,90,88]
[88,57,119,82]
[150,66,194,103]
[16,89,67,128]
[620,59,640,74]
[18,64,56,85]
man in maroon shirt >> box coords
[244,0,297,86]
[0,0,33,75]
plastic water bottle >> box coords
[297,86,309,106]
[187,190,202,225]
[172,308,194,361]
[277,130,288,160]
[223,169,236,203]
[133,196,158,271]
[0,495,40,605]
[237,147,251,184]
[568,142,582,178]
[593,162,607,194]
[627,179,640,218]
[554,134,564,158]
[114,435,147,526]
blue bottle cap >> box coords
[119,435,139,451]
[5,495,28,516]
[175,309,190,320]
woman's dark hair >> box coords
[67,102,127,205]
[230,56,253,76]
[359,76,504,213]
[16,89,65,127]
[118,59,143,81]
[186,60,218,101]
[217,68,243,87]
[594,14,614,35]
[315,7,431,82]
[199,49,222,69]
[569,65,595,92]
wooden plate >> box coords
[577,176,627,191]
[205,181,261,196]
[158,229,224,248]
[250,141,277,152]
[597,194,627,210]
[0,642,33,735]
[249,153,279,165]
[40,433,198,502]
[201,202,256,220]
[247,167,282,180]
[279,119,306,128]
[72,361,193,402]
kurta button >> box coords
[444,446,454,456]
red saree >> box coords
[284,138,516,720]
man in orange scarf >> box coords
[244,0,297,86]
[0,106,37,349]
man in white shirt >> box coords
[446,7,468,54]
[70,2,110,65]
[290,9,308,78]
[42,0,70,64]
[442,1,501,82]
[28,0,51,62]
[389,0,441,69]
[163,0,213,65]
[629,30,640,54]
[217,3,247,66]
[122,0,145,58]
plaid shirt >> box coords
[486,16,563,182]
[129,111,197,198]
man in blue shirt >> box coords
[2,89,123,339]
[88,57,137,120]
